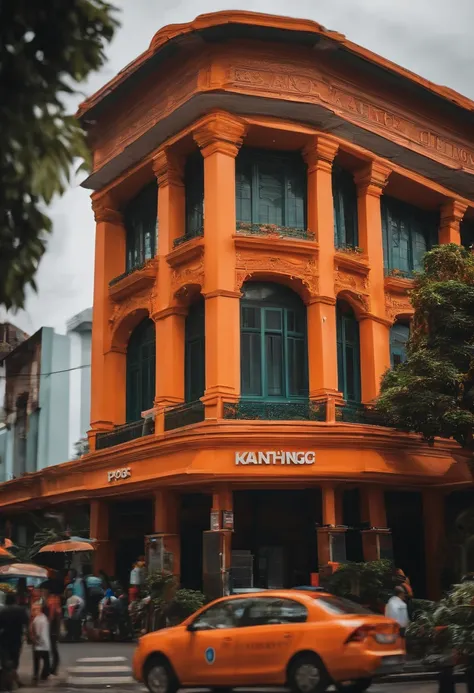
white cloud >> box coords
[6,0,474,335]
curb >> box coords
[381,669,465,683]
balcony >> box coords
[108,258,157,302]
[236,221,315,241]
[173,226,204,248]
[223,400,326,421]
[336,402,386,426]
[164,400,205,431]
[95,419,154,450]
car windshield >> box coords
[315,595,373,615]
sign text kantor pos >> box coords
[235,451,315,466]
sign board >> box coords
[210,511,220,531]
[222,511,234,531]
[107,467,131,483]
[235,451,315,466]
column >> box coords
[193,113,247,418]
[303,137,341,418]
[423,489,445,600]
[153,489,181,579]
[204,484,233,597]
[152,150,186,432]
[360,486,391,562]
[439,200,467,245]
[89,197,126,449]
[318,484,347,568]
[90,500,114,575]
[355,162,392,403]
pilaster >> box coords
[439,199,467,245]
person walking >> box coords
[385,586,410,636]
[0,592,29,691]
[46,588,62,676]
[31,603,51,685]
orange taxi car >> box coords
[133,589,405,693]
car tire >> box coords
[144,657,178,693]
[288,653,330,693]
[335,679,372,693]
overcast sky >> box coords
[4,0,474,335]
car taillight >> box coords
[345,625,374,643]
[346,623,399,645]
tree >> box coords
[0,1,119,310]
[376,244,474,451]
[74,437,89,459]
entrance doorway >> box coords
[110,498,154,587]
[385,491,426,597]
[180,494,212,591]
[232,490,321,589]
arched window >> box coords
[390,322,410,367]
[185,298,205,402]
[240,282,308,400]
[126,319,156,422]
[336,301,361,403]
[124,182,158,272]
[333,166,358,249]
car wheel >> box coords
[335,679,372,693]
[288,654,329,693]
[144,658,178,693]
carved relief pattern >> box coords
[334,270,370,311]
[235,252,319,297]
[385,292,414,323]
[108,291,151,335]
[170,258,205,295]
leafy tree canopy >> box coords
[376,244,474,450]
[0,1,119,310]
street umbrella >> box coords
[0,546,13,559]
[38,538,95,554]
[0,563,49,579]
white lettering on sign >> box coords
[235,451,315,466]
[107,467,131,483]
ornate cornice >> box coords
[354,160,392,198]
[359,312,393,328]
[91,196,123,225]
[203,289,242,300]
[302,136,339,174]
[151,306,188,321]
[440,199,468,227]
[193,112,248,159]
[152,148,184,187]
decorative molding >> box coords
[235,251,319,297]
[334,269,369,294]
[203,289,242,300]
[166,236,204,269]
[91,197,123,224]
[152,148,184,187]
[234,233,318,257]
[440,199,468,227]
[307,295,336,306]
[108,292,151,337]
[334,252,369,276]
[354,161,392,198]
[359,312,393,328]
[384,292,414,323]
[171,257,205,295]
[109,258,158,303]
[384,274,413,294]
[302,136,339,174]
[152,306,188,321]
[193,111,248,158]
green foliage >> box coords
[165,588,206,625]
[0,1,119,309]
[323,559,395,609]
[377,244,474,449]
[145,571,176,605]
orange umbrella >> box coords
[0,546,13,558]
[0,563,48,579]
[38,539,95,553]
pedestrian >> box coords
[65,587,84,641]
[0,592,29,691]
[31,603,51,685]
[46,587,62,676]
[385,586,409,635]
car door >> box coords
[181,598,248,686]
[232,597,309,685]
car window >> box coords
[315,595,372,615]
[242,598,308,626]
[191,599,249,630]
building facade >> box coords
[1,11,474,597]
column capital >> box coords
[193,111,248,158]
[359,312,393,328]
[354,160,392,198]
[152,148,184,187]
[440,199,468,226]
[302,136,339,174]
[151,305,188,322]
[91,195,123,225]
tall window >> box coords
[126,319,156,422]
[390,322,410,367]
[185,298,205,402]
[185,152,204,239]
[337,301,361,403]
[124,182,158,272]
[240,283,308,400]
[382,196,438,276]
[461,220,474,250]
[236,150,306,228]
[333,166,358,248]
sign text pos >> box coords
[107,467,131,483]
[235,451,315,466]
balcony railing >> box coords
[164,400,205,431]
[223,399,326,421]
[336,402,386,426]
[236,221,315,241]
[109,262,147,287]
[173,226,204,248]
[96,419,154,450]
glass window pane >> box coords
[288,337,306,397]
[285,167,306,229]
[242,306,260,330]
[265,309,282,331]
[266,334,283,396]
[241,332,262,396]
[236,159,253,223]
[258,165,284,225]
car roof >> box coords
[220,589,332,601]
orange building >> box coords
[2,11,474,598]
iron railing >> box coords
[164,400,205,431]
[173,226,204,248]
[96,419,154,450]
[335,403,386,426]
[109,262,147,287]
[236,221,315,241]
[223,399,326,421]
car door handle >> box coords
[223,636,233,643]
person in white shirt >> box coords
[31,604,51,683]
[385,586,410,635]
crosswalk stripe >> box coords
[76,656,128,663]
[66,675,135,686]
[69,665,132,674]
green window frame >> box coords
[185,298,205,402]
[124,182,158,272]
[240,283,308,401]
[336,302,361,403]
[185,152,204,239]
[390,323,410,367]
[333,166,358,248]
[382,196,438,276]
[236,149,307,228]
[126,318,156,422]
